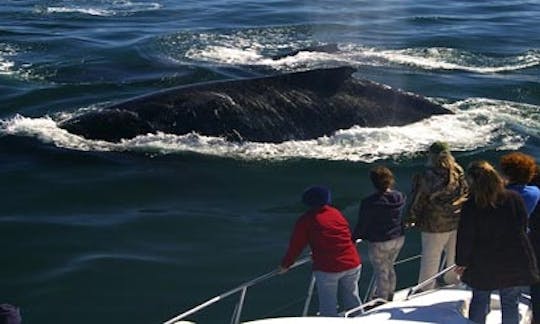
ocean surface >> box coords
[1,0,539,323]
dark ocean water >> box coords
[1,1,539,323]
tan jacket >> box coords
[407,166,468,232]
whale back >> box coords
[59,67,451,143]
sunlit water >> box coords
[0,1,539,323]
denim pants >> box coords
[469,286,521,324]
[313,265,362,317]
[418,230,459,290]
[531,282,540,322]
[368,236,405,300]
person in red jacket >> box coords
[279,186,361,317]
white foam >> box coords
[0,43,43,81]
[362,47,540,73]
[169,29,344,71]
[0,43,16,75]
[46,6,114,16]
[41,1,161,17]
[177,30,540,74]
[1,98,536,162]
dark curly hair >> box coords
[370,166,395,192]
[499,152,537,184]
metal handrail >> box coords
[163,239,439,324]
[362,254,422,302]
[302,276,316,316]
[162,255,313,324]
[406,264,457,299]
[343,298,388,318]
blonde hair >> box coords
[466,160,505,208]
[427,151,463,188]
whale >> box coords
[58,66,452,143]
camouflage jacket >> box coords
[407,166,468,232]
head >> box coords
[369,166,395,193]
[302,186,331,208]
[426,141,456,169]
[466,160,505,208]
[429,141,449,155]
[499,152,537,184]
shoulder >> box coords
[390,189,405,199]
[323,205,344,216]
[503,190,525,205]
[505,189,522,199]
[525,185,540,196]
[385,190,406,204]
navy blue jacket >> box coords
[353,190,406,242]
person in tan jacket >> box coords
[407,141,468,290]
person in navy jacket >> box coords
[353,166,405,301]
[279,186,361,317]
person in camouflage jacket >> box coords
[407,141,468,290]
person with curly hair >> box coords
[500,152,540,219]
[455,161,539,324]
[500,152,540,216]
[520,162,540,324]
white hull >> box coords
[244,286,532,324]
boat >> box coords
[162,241,533,324]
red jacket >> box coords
[281,205,361,272]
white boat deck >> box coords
[243,287,531,324]
[163,243,533,324]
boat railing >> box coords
[406,264,457,299]
[361,254,422,302]
[341,264,457,318]
[163,239,446,324]
[162,254,314,324]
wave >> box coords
[0,43,17,76]
[362,47,540,73]
[36,0,162,17]
[0,43,46,81]
[166,28,540,73]
[1,98,537,162]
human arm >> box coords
[512,192,529,232]
[454,265,467,276]
[405,174,423,226]
[352,201,370,240]
[279,215,309,272]
[455,202,474,267]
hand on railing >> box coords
[277,265,289,275]
[404,221,415,229]
[454,265,466,276]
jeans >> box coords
[531,282,540,322]
[469,287,521,324]
[313,265,362,317]
[418,231,459,290]
[368,236,405,300]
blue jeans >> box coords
[469,286,521,324]
[531,282,540,322]
[313,265,362,316]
